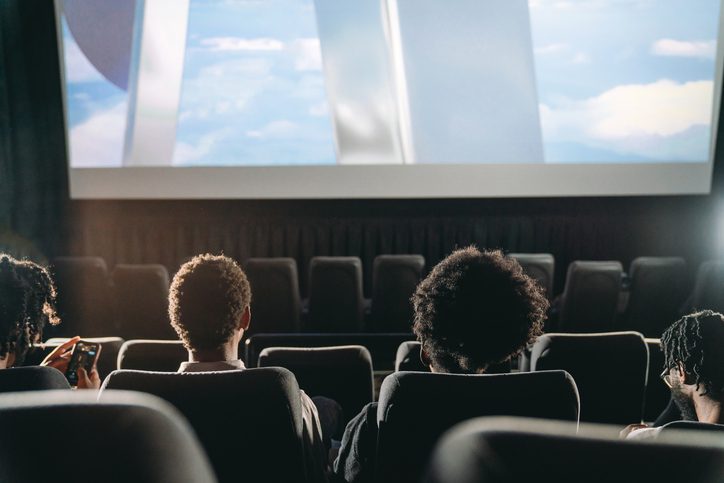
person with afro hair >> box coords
[333,247,549,483]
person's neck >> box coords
[188,341,238,363]
[693,394,723,424]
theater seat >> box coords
[0,366,70,392]
[509,253,555,298]
[370,255,425,332]
[624,257,687,337]
[662,421,724,433]
[643,338,670,422]
[51,256,113,336]
[530,332,648,424]
[245,258,302,333]
[258,345,373,422]
[245,333,415,371]
[375,370,579,483]
[395,341,428,372]
[558,261,623,332]
[307,257,364,332]
[424,417,724,483]
[112,264,175,340]
[101,367,307,483]
[117,339,187,372]
[0,390,216,483]
[691,260,724,313]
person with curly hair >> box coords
[0,254,99,388]
[333,247,549,483]
[169,254,333,480]
[624,310,724,438]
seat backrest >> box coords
[643,338,670,422]
[111,264,175,340]
[370,255,425,332]
[258,345,373,422]
[51,256,113,336]
[625,257,687,337]
[375,371,579,483]
[509,253,555,298]
[691,260,724,313]
[559,261,623,332]
[0,366,70,392]
[395,341,428,372]
[307,257,364,332]
[117,339,188,372]
[34,337,125,380]
[530,332,648,424]
[101,368,306,483]
[245,333,415,371]
[0,390,216,483]
[245,258,301,333]
[424,417,724,483]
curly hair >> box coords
[412,247,548,373]
[169,254,251,352]
[0,254,60,362]
[661,310,724,399]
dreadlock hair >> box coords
[661,310,724,400]
[0,254,60,363]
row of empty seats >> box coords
[23,331,672,427]
[50,254,722,339]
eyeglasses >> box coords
[660,367,674,389]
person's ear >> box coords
[239,305,251,332]
[676,362,688,385]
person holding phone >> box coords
[0,254,100,389]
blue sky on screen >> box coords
[63,0,721,167]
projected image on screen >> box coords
[60,0,721,168]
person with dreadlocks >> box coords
[623,310,724,438]
[0,254,100,388]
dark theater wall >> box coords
[2,0,723,297]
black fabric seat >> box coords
[0,390,216,483]
[370,255,425,332]
[558,261,623,332]
[643,338,670,422]
[424,417,724,483]
[375,371,579,483]
[51,256,113,336]
[691,260,724,312]
[246,333,415,371]
[530,332,648,424]
[245,258,302,333]
[395,341,428,372]
[394,341,511,374]
[0,366,70,392]
[101,367,307,483]
[509,253,555,298]
[307,257,364,332]
[662,421,724,433]
[258,345,373,422]
[116,339,187,372]
[112,264,175,340]
[624,257,687,337]
[25,337,125,380]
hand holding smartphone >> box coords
[65,341,102,387]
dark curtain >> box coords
[0,0,68,258]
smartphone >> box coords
[65,341,101,386]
